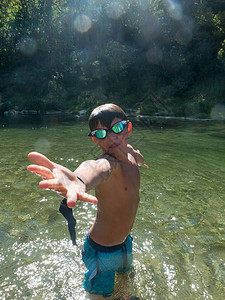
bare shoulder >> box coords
[76,158,111,173]
[97,153,117,170]
[74,157,113,191]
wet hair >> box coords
[89,103,127,131]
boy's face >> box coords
[92,117,131,159]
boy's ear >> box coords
[128,122,132,136]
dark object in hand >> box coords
[59,198,77,245]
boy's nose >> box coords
[107,130,116,139]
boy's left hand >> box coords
[138,163,149,168]
[142,163,149,168]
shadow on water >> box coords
[0,115,224,299]
[0,114,84,129]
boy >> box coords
[27,103,147,297]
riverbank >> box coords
[2,108,225,122]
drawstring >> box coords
[122,244,127,271]
[91,250,100,288]
[96,250,100,273]
[88,236,130,286]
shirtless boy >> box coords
[27,103,147,297]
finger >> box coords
[28,152,55,170]
[39,179,60,190]
[77,192,98,204]
[27,165,55,179]
[143,164,149,168]
[39,179,68,200]
[66,190,77,208]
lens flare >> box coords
[163,0,183,21]
[176,28,192,45]
[79,0,102,21]
[16,36,37,56]
[176,15,194,45]
[211,104,225,120]
[34,138,50,154]
[106,1,125,20]
[74,15,92,33]
[146,46,163,64]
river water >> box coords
[0,115,224,299]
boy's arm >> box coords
[27,152,111,207]
[73,158,111,191]
[127,144,149,168]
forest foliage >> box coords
[0,0,225,118]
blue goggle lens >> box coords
[95,130,107,139]
[89,120,128,139]
[111,122,124,134]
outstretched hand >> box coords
[27,152,98,208]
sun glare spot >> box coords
[176,28,192,45]
[146,46,163,64]
[34,138,50,154]
[106,1,125,20]
[80,0,102,21]
[16,36,37,56]
[74,15,92,33]
[175,15,194,45]
[164,0,183,21]
[211,104,225,120]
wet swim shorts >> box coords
[82,233,133,297]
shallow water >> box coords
[0,115,224,299]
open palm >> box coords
[27,152,98,207]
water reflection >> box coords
[0,118,224,299]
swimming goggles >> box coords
[88,120,129,139]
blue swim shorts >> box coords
[82,233,133,297]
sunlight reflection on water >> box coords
[0,119,225,299]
